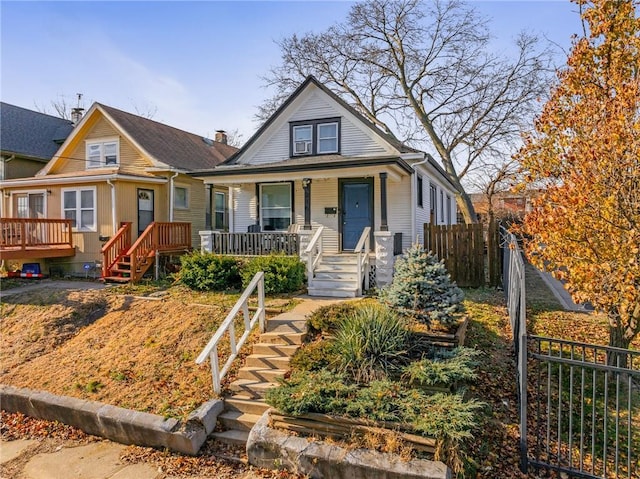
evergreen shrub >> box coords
[178,252,241,291]
[241,254,305,294]
[380,243,465,329]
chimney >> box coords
[71,93,84,125]
[215,130,227,145]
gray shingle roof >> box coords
[0,102,74,161]
[98,104,237,171]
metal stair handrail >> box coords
[196,271,266,394]
[354,227,371,296]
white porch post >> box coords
[298,229,313,263]
[199,230,218,253]
[374,231,395,287]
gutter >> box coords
[0,173,169,188]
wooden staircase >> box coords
[212,316,307,445]
[101,221,191,283]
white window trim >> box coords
[292,125,313,155]
[173,185,189,210]
[259,183,292,231]
[61,186,97,232]
[316,121,339,154]
[85,137,119,169]
[214,191,226,230]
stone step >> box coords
[238,366,286,383]
[218,411,262,431]
[244,354,290,369]
[310,278,359,290]
[211,429,249,446]
[266,319,307,334]
[307,287,359,298]
[225,395,270,415]
[229,378,278,398]
[259,331,306,345]
[251,343,299,357]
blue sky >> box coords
[1,1,583,143]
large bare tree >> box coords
[260,0,554,223]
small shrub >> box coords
[380,243,465,329]
[290,340,339,372]
[402,347,480,389]
[332,304,408,383]
[307,302,360,336]
[178,252,241,291]
[241,255,305,294]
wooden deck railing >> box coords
[101,222,132,278]
[209,232,299,256]
[127,222,191,281]
[0,218,74,259]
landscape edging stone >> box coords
[0,384,222,455]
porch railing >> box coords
[196,271,266,394]
[354,227,371,296]
[0,218,73,250]
[209,232,299,256]
[101,222,132,278]
[304,226,324,280]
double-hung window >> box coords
[62,187,96,231]
[214,192,226,230]
[174,186,188,209]
[86,139,118,168]
[291,118,340,156]
[260,183,292,231]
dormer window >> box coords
[290,118,340,157]
[86,139,119,168]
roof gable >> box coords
[41,103,237,175]
[226,76,417,166]
[0,102,74,161]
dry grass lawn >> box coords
[0,284,295,418]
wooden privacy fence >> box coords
[424,222,501,287]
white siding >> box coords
[306,178,340,252]
[241,88,392,166]
[232,185,257,233]
[384,175,413,252]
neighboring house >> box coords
[0,103,236,278]
[193,76,458,297]
[0,102,74,186]
[470,190,538,224]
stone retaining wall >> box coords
[0,384,223,455]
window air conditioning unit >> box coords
[294,141,311,154]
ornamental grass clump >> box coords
[332,304,409,383]
[380,243,465,329]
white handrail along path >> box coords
[304,226,324,280]
[354,227,371,296]
[196,271,266,394]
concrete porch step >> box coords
[310,278,359,290]
[307,287,359,298]
[320,254,359,265]
[244,354,290,369]
[218,411,262,431]
[251,343,299,357]
[314,270,359,280]
[229,378,278,398]
[225,394,270,415]
[237,366,286,383]
[266,319,307,334]
[259,331,306,345]
[211,429,249,446]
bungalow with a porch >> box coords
[0,103,236,280]
[194,76,458,297]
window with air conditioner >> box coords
[290,118,340,157]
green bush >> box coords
[380,243,465,329]
[402,347,480,389]
[332,304,408,383]
[290,340,339,372]
[178,252,241,291]
[307,302,360,336]
[241,255,305,294]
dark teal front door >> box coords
[340,179,373,251]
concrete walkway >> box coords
[535,269,593,312]
[0,279,106,299]
[0,295,350,478]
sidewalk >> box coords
[534,269,593,312]
[0,279,106,299]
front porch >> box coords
[0,218,76,261]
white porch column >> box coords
[374,231,395,287]
[199,230,216,253]
[298,229,313,263]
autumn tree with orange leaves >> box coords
[516,0,640,350]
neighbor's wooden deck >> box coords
[0,218,75,261]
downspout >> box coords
[106,179,117,234]
[409,154,429,243]
[168,171,179,222]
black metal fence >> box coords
[502,230,640,478]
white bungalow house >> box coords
[193,76,458,297]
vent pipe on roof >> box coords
[215,130,227,145]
